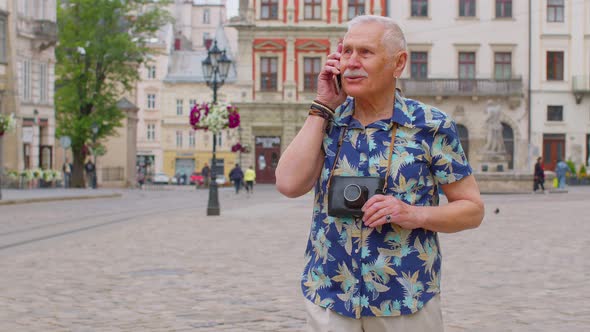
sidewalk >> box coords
[0,188,123,205]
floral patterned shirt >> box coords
[302,91,472,319]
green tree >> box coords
[55,0,172,187]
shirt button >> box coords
[356,280,360,284]
[355,249,359,253]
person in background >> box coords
[84,159,96,189]
[62,158,72,188]
[137,170,145,189]
[555,159,569,189]
[534,156,545,193]
[244,165,256,194]
[201,162,210,188]
[229,164,244,194]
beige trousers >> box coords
[305,295,443,332]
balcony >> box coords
[399,78,523,98]
[33,19,58,42]
[572,75,590,104]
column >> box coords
[330,0,339,24]
[283,37,297,102]
[287,0,295,23]
[373,0,382,16]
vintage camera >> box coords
[327,176,385,217]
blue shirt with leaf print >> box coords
[302,91,472,319]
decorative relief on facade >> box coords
[295,40,329,52]
[253,40,286,51]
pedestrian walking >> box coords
[62,158,72,188]
[137,170,145,189]
[201,163,210,188]
[275,15,484,331]
[244,166,256,194]
[555,159,569,189]
[534,157,546,193]
[229,164,244,194]
[84,159,96,189]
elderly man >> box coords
[276,15,484,331]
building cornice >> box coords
[540,34,571,40]
[489,43,518,47]
[233,25,347,34]
[452,43,481,47]
[407,43,433,48]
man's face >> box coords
[340,22,402,99]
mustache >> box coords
[342,69,368,78]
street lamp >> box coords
[237,125,243,166]
[91,122,99,189]
[202,40,232,216]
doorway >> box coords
[501,123,514,169]
[542,134,565,171]
[456,124,469,161]
[255,136,281,184]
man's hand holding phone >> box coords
[315,43,346,111]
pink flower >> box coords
[189,105,201,128]
[228,110,240,129]
[231,142,242,152]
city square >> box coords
[0,0,589,331]
[0,185,588,331]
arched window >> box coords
[502,122,514,169]
[456,124,469,161]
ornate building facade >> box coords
[390,0,529,173]
[530,0,590,171]
[1,0,57,172]
[230,0,387,183]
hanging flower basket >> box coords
[231,142,250,153]
[231,142,243,152]
[189,102,240,134]
[0,113,16,137]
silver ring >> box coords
[385,214,392,223]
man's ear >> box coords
[393,51,408,78]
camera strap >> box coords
[326,122,399,194]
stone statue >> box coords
[483,100,506,154]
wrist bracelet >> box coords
[308,108,331,121]
[313,99,335,114]
[310,100,335,118]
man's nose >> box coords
[345,53,361,68]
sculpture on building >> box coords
[483,100,506,154]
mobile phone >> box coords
[336,74,342,90]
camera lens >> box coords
[344,184,368,209]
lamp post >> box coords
[91,122,99,189]
[0,129,4,200]
[237,125,243,166]
[202,40,232,216]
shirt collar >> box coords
[333,90,416,130]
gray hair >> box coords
[347,15,407,56]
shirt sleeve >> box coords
[429,119,472,185]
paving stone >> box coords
[0,185,588,330]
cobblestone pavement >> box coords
[0,185,588,331]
